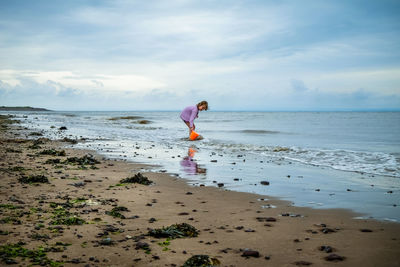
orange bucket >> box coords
[189,131,199,140]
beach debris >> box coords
[325,254,345,261]
[99,237,114,246]
[260,181,270,185]
[360,229,373,232]
[280,213,303,217]
[294,260,313,265]
[182,255,221,267]
[148,223,199,239]
[319,245,333,253]
[18,175,49,184]
[320,228,336,234]
[120,173,153,185]
[256,217,277,222]
[241,249,260,258]
[39,149,66,156]
[106,206,129,219]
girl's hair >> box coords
[197,100,209,110]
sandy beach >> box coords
[1,115,399,267]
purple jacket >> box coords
[180,105,198,127]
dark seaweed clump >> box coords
[0,242,62,266]
[39,149,66,156]
[183,255,221,267]
[148,223,199,239]
[106,206,129,219]
[64,154,100,166]
[45,158,61,164]
[18,175,49,184]
[120,173,153,185]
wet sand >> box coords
[1,115,400,267]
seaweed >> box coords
[29,132,43,136]
[62,137,78,144]
[64,154,100,166]
[39,149,66,156]
[0,242,63,266]
[49,203,85,225]
[182,255,221,267]
[8,166,25,172]
[5,148,22,153]
[30,233,50,241]
[120,173,153,185]
[0,217,21,225]
[148,223,199,239]
[105,206,129,219]
[0,230,9,235]
[50,216,85,226]
[45,158,61,164]
[108,116,144,120]
[0,204,20,210]
[18,174,49,184]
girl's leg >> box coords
[183,121,191,136]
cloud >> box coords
[0,0,399,110]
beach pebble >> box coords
[294,261,312,265]
[319,245,333,253]
[360,229,373,232]
[325,254,345,261]
[241,249,260,258]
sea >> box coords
[5,111,400,222]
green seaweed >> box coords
[182,255,221,267]
[0,242,63,266]
[49,203,85,225]
[18,174,49,184]
[0,204,20,210]
[120,173,153,185]
[0,230,9,235]
[148,223,199,239]
[8,166,25,172]
[157,239,171,251]
[71,197,87,203]
[105,206,129,219]
[0,216,21,225]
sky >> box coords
[0,0,399,111]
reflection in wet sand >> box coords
[180,147,207,175]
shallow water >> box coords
[5,110,400,221]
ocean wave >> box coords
[204,141,400,177]
[241,130,280,134]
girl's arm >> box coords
[188,107,198,127]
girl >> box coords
[180,100,208,137]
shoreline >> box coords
[1,115,400,266]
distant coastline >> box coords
[0,106,51,111]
